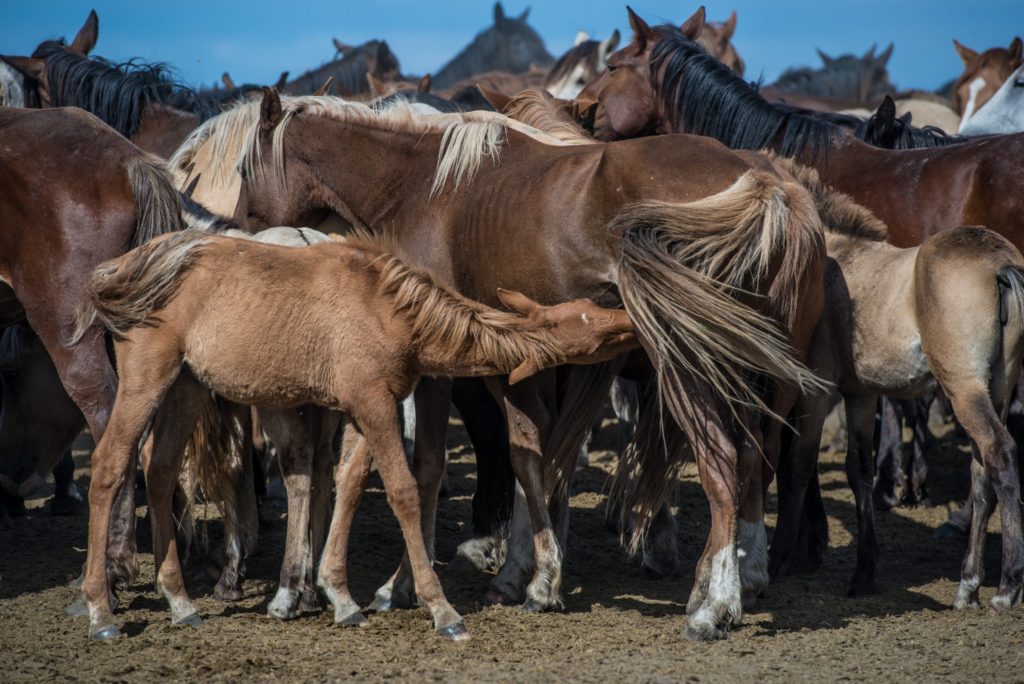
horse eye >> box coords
[238,166,248,179]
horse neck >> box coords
[297,116,440,233]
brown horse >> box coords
[543,30,621,100]
[173,91,826,639]
[768,159,1024,608]
[576,11,1024,249]
[951,36,1023,118]
[72,230,637,640]
[0,106,189,602]
[1,10,213,157]
[692,8,744,76]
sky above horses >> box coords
[3,1,1022,92]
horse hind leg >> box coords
[353,396,466,639]
[214,402,255,602]
[146,374,208,627]
[844,395,881,596]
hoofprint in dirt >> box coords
[1,416,1022,682]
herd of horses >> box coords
[1,3,1023,644]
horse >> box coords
[766,42,894,107]
[692,8,744,76]
[0,105,196,609]
[951,36,1022,119]
[431,3,554,90]
[171,90,827,640]
[0,324,84,516]
[71,229,638,640]
[283,38,402,97]
[576,12,1024,249]
[543,30,620,100]
[959,64,1024,135]
[0,61,35,107]
[841,97,961,135]
[0,10,217,157]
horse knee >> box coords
[386,481,421,516]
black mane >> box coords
[771,102,965,150]
[32,40,215,138]
[651,27,841,160]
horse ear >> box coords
[816,48,836,67]
[508,358,540,385]
[518,7,530,22]
[367,73,388,96]
[875,94,896,138]
[260,87,283,136]
[69,9,99,56]
[477,85,511,112]
[953,39,977,66]
[722,10,737,40]
[863,43,877,61]
[418,73,432,92]
[876,43,894,68]
[574,30,590,47]
[314,76,334,96]
[274,71,289,90]
[0,55,44,82]
[221,72,236,90]
[497,288,542,316]
[494,2,505,23]
[626,6,653,52]
[333,38,354,57]
[679,6,706,41]
[1010,37,1023,63]
[603,29,621,56]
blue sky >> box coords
[2,1,1021,91]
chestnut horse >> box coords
[172,91,826,639]
[576,11,1024,248]
[951,36,1022,119]
[1,10,214,157]
[72,230,637,640]
[0,106,191,600]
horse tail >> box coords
[613,169,828,457]
[179,396,259,561]
[72,230,210,343]
[997,264,1024,393]
[126,154,186,248]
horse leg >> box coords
[297,408,340,613]
[685,404,743,641]
[947,386,1024,610]
[353,396,466,639]
[453,378,513,572]
[872,397,904,512]
[488,377,562,611]
[260,408,314,620]
[145,375,207,627]
[80,344,180,639]
[902,395,934,506]
[214,402,255,602]
[737,411,768,610]
[318,422,372,626]
[372,379,451,611]
[845,395,881,596]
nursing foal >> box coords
[73,230,637,640]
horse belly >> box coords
[852,332,937,397]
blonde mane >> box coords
[502,89,595,145]
[169,94,573,202]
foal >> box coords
[769,161,1024,609]
[73,230,637,640]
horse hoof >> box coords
[438,622,470,641]
[847,578,878,597]
[172,613,202,627]
[68,573,84,590]
[213,585,243,602]
[990,590,1022,612]
[90,625,122,640]
[339,611,368,627]
[367,596,392,613]
[934,522,968,540]
[684,625,728,642]
[64,598,88,618]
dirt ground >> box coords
[2,413,1023,683]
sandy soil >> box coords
[1,416,1023,683]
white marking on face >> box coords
[580,312,589,324]
[961,76,987,122]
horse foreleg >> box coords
[319,422,372,626]
[737,409,768,610]
[260,408,313,620]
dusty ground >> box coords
[2,414,1023,683]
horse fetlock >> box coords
[991,584,1023,612]
[954,575,981,610]
[267,586,300,620]
[737,519,770,601]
